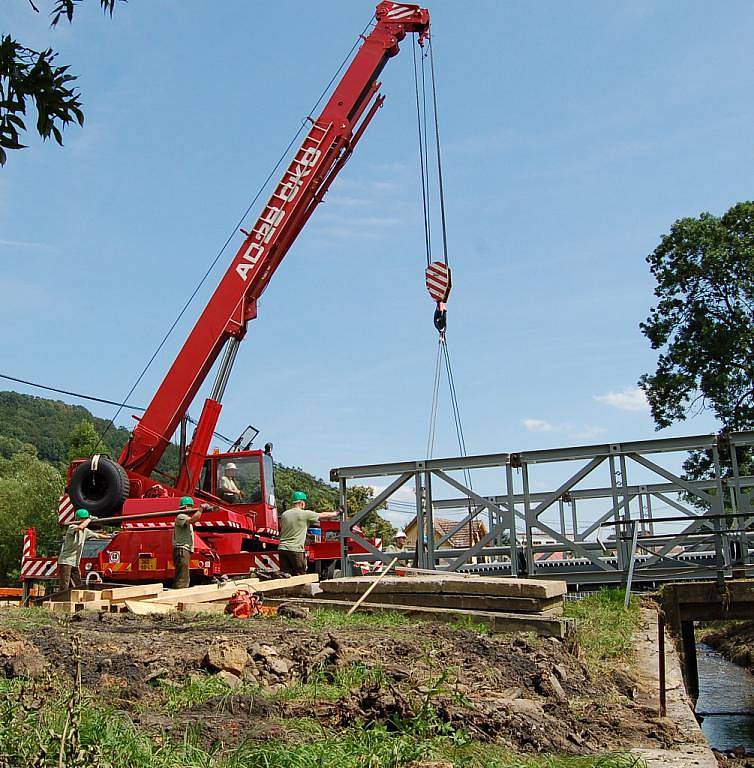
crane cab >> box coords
[199,449,278,532]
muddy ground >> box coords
[0,609,682,756]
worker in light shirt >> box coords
[57,509,109,591]
[172,496,203,589]
[219,462,243,502]
[385,530,407,553]
[277,491,339,576]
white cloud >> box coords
[0,239,45,248]
[522,418,553,432]
[571,425,608,441]
[594,387,649,412]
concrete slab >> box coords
[267,597,572,637]
[316,591,563,614]
[322,575,566,599]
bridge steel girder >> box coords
[332,431,754,585]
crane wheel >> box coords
[68,456,130,516]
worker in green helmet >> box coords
[57,509,109,592]
[277,491,339,576]
[172,496,204,590]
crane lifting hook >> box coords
[433,301,447,335]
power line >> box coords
[0,372,233,444]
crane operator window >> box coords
[217,457,262,505]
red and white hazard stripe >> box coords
[58,493,75,525]
[425,261,451,302]
[22,530,35,561]
[121,520,242,530]
[21,558,58,579]
[253,554,280,571]
[385,3,416,20]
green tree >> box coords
[66,418,100,463]
[273,465,394,541]
[1,1,122,165]
[639,201,754,488]
[639,202,754,430]
[0,446,63,584]
[346,485,396,542]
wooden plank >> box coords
[100,583,164,602]
[69,590,99,602]
[320,575,566,599]
[269,597,571,637]
[149,578,262,605]
[171,573,319,604]
[316,590,562,614]
[149,579,259,605]
[250,574,319,594]
[178,601,227,614]
[125,599,175,616]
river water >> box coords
[697,642,754,753]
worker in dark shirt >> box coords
[172,496,203,589]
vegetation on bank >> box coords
[0,669,642,768]
[563,589,642,674]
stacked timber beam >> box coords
[272,574,572,637]
[45,574,318,615]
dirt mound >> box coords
[4,611,683,755]
[0,628,47,679]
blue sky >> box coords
[3,1,754,528]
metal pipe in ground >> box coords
[658,611,667,717]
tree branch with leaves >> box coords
[0,0,123,166]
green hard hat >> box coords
[179,496,194,507]
[75,509,90,520]
[291,490,308,502]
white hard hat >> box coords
[395,530,407,538]
[225,462,237,470]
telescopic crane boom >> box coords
[119,2,430,493]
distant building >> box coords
[404,515,488,563]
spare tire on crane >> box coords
[68,454,130,516]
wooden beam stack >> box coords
[45,574,319,615]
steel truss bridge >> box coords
[331,431,754,587]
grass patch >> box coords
[0,676,643,768]
[277,661,386,702]
[158,671,237,709]
[449,615,492,634]
[307,608,419,629]
[0,606,57,631]
[564,588,641,674]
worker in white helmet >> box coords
[385,530,407,553]
[219,461,243,502]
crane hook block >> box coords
[425,261,451,303]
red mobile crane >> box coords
[21,2,431,588]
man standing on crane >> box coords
[278,492,339,576]
[57,509,109,591]
[172,497,204,589]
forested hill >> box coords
[0,391,354,514]
[0,391,134,467]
